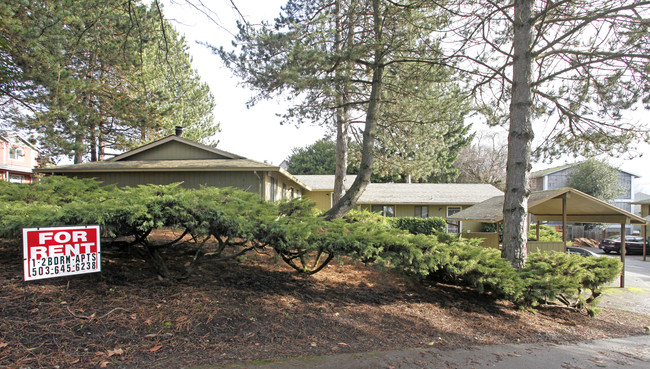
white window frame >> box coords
[9,147,25,160]
[447,206,462,234]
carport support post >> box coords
[620,223,626,288]
[496,222,500,247]
[536,221,540,241]
[643,224,648,261]
[562,196,567,251]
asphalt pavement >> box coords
[600,250,650,316]
[221,336,650,369]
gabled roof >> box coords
[358,183,503,205]
[35,159,311,190]
[0,131,40,152]
[294,175,358,190]
[448,188,647,224]
[37,159,279,172]
[295,175,502,205]
[109,135,244,161]
[529,163,575,178]
[530,162,639,178]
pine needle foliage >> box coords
[1,177,620,311]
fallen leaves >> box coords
[149,345,163,352]
[106,348,124,357]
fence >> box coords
[463,232,499,249]
[464,233,566,254]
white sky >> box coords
[163,0,650,193]
[163,0,326,166]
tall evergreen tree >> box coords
[0,0,217,163]
[285,138,338,175]
[219,0,470,214]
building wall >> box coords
[546,168,570,189]
[262,172,303,202]
[64,171,261,192]
[303,190,332,210]
[617,171,632,200]
[530,177,544,191]
[0,138,39,183]
[538,167,635,215]
[122,141,230,161]
[353,203,484,233]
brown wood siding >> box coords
[64,171,260,192]
[121,141,231,161]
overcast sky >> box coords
[163,0,650,194]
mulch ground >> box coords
[1,231,649,368]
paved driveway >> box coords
[596,249,650,315]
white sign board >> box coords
[23,225,101,281]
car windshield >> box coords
[626,236,643,242]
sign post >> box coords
[23,225,101,281]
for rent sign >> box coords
[23,226,101,281]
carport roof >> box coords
[447,188,647,225]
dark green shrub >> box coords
[1,178,622,313]
[527,224,562,242]
[481,222,497,232]
[388,216,446,235]
[518,252,621,308]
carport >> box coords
[448,188,648,287]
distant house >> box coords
[0,131,40,183]
[530,162,641,235]
[530,163,638,213]
[36,132,308,202]
[296,175,503,234]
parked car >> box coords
[566,246,601,257]
[599,235,647,255]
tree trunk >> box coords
[502,0,534,269]
[325,0,384,220]
[333,96,349,204]
[332,0,351,204]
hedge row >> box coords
[0,177,621,310]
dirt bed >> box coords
[1,232,649,368]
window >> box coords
[414,205,429,218]
[289,187,294,199]
[9,174,24,184]
[282,183,287,200]
[372,205,395,217]
[269,177,277,201]
[446,206,462,234]
[9,147,24,160]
